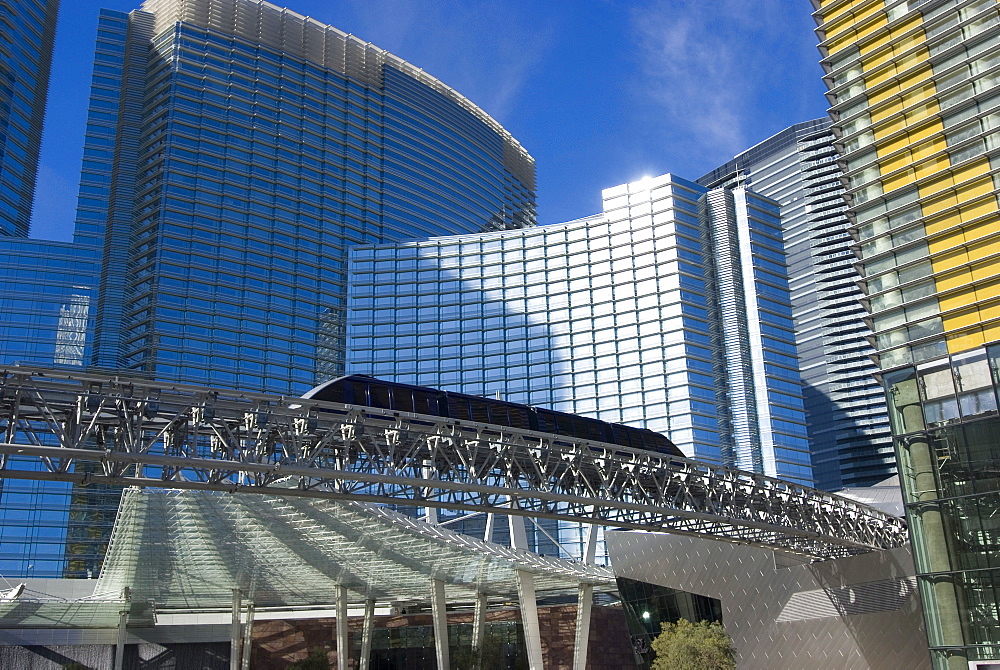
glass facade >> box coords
[366,621,527,670]
[80,0,536,393]
[815,0,1000,666]
[0,238,101,578]
[884,344,1000,667]
[700,119,893,491]
[0,238,97,368]
[0,0,536,579]
[346,173,812,485]
[0,0,59,237]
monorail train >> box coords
[304,375,684,458]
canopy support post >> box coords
[240,602,255,670]
[584,523,599,565]
[484,513,497,543]
[573,583,593,670]
[508,508,528,551]
[516,570,544,670]
[336,585,349,670]
[230,588,242,670]
[431,578,450,670]
[472,591,488,651]
[113,586,130,670]
[359,598,375,670]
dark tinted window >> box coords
[507,406,531,430]
[369,383,391,409]
[318,381,346,403]
[535,409,557,434]
[447,396,472,421]
[469,397,491,424]
[610,424,633,449]
[488,403,509,426]
[348,380,369,405]
[393,387,415,413]
[412,389,441,416]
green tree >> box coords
[650,618,735,670]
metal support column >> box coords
[359,598,375,670]
[113,586,130,670]
[573,584,593,670]
[336,585,349,670]
[430,578,450,670]
[906,432,967,670]
[516,570,544,670]
[230,589,242,670]
[240,602,255,670]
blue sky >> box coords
[31,0,829,240]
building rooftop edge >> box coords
[696,117,832,187]
[138,0,533,164]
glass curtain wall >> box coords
[0,0,59,237]
[884,343,1000,667]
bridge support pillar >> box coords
[335,585,349,670]
[573,583,593,670]
[516,569,543,670]
[431,578,450,670]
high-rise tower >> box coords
[77,0,536,394]
[346,174,813,488]
[346,173,813,563]
[0,0,537,579]
[699,119,893,492]
[0,0,60,236]
[816,0,1000,667]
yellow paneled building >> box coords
[815,0,1000,668]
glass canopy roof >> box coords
[95,487,615,611]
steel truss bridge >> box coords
[0,368,908,560]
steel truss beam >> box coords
[0,368,908,559]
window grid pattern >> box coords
[79,4,535,396]
[0,239,98,368]
[816,0,1000,665]
[699,120,893,491]
[0,0,537,580]
[346,174,812,487]
[0,0,58,237]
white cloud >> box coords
[629,0,815,163]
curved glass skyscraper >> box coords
[78,0,536,394]
[0,0,536,579]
